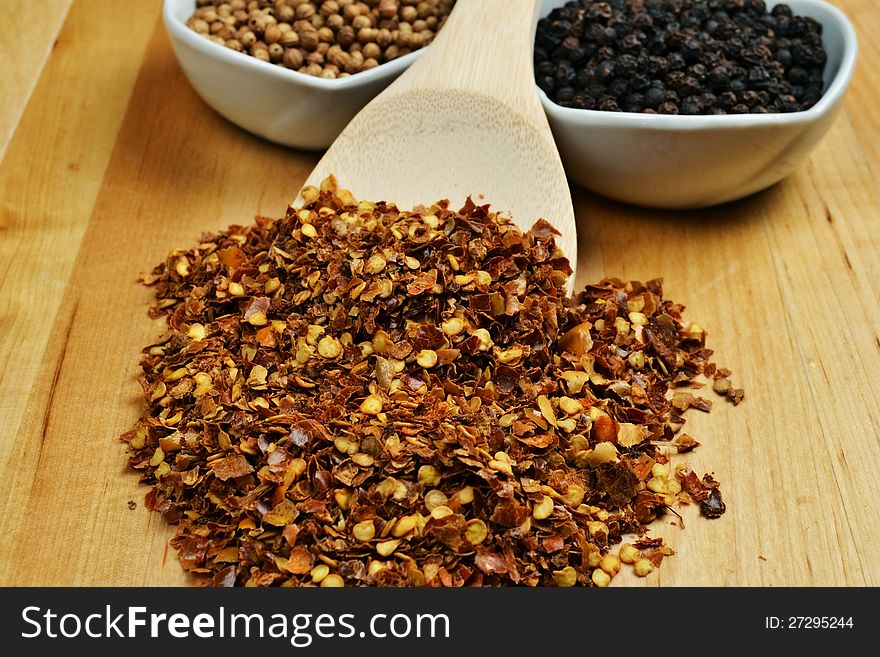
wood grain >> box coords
[0,0,877,586]
[0,0,164,578]
[0,0,72,160]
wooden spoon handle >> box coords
[388,0,545,125]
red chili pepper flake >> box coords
[122,176,742,587]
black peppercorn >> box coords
[554,62,577,86]
[696,92,717,108]
[623,92,645,112]
[788,65,809,85]
[556,86,575,104]
[608,78,629,98]
[560,35,580,56]
[616,53,639,76]
[537,78,554,95]
[598,97,621,111]
[776,48,792,67]
[534,0,827,115]
[668,52,686,71]
[630,72,651,91]
[595,59,615,80]
[644,85,666,109]
[741,90,759,107]
[719,90,737,108]
[707,65,729,87]
[589,2,613,20]
[622,33,642,51]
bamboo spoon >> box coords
[301,0,578,287]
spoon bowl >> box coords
[302,0,578,287]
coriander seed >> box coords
[186,0,454,79]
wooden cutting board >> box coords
[1,0,878,586]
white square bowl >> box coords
[537,0,858,208]
[164,0,428,150]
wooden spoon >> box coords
[302,0,577,286]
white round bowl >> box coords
[164,0,427,150]
[537,0,858,208]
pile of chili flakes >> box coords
[123,177,742,587]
